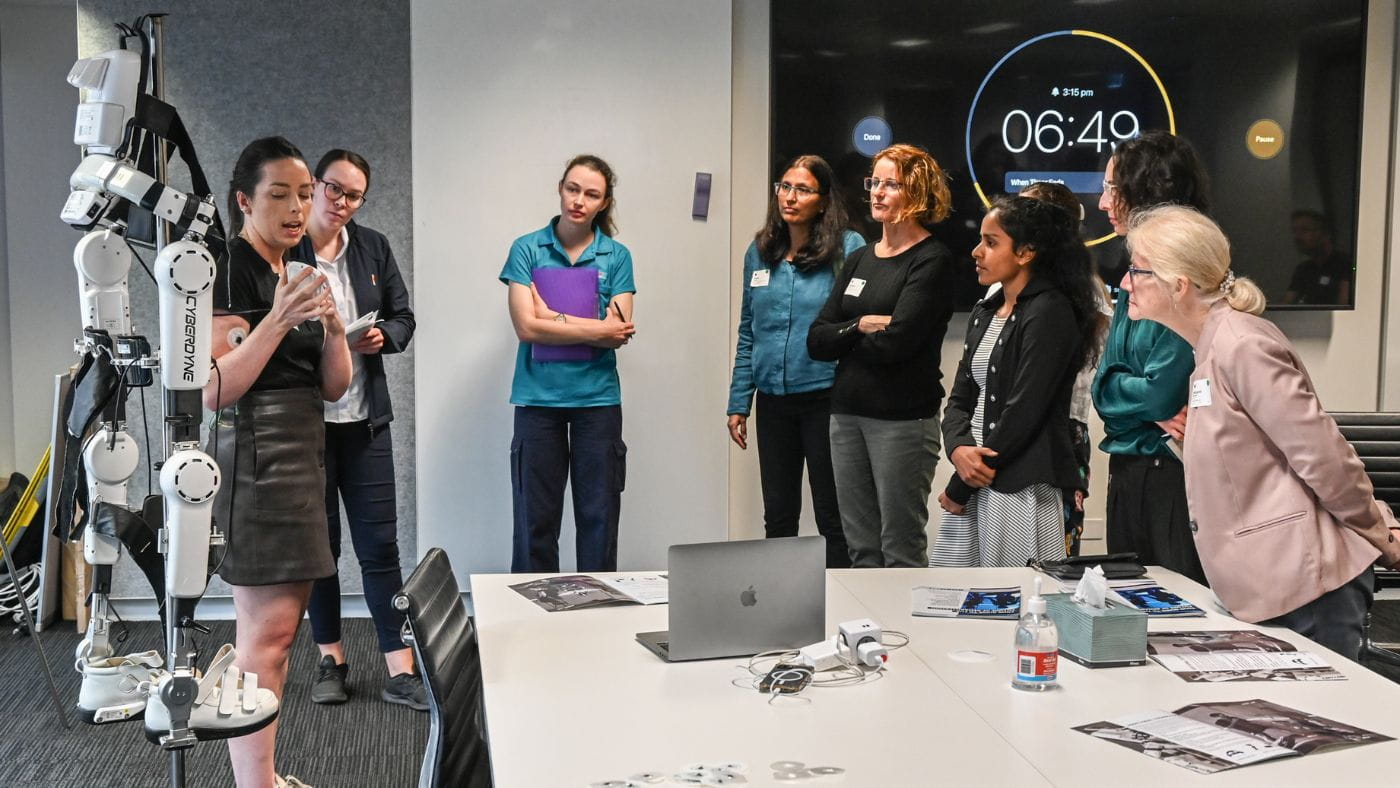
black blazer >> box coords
[943,274,1081,505]
[298,221,415,430]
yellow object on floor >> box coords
[2,444,50,547]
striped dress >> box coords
[930,316,1067,567]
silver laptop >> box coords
[637,536,826,662]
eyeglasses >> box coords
[1102,179,1119,195]
[1125,265,1159,281]
[864,177,902,193]
[320,179,366,207]
[774,182,821,198]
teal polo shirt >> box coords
[499,217,637,407]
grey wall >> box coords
[75,0,414,600]
[1,1,81,480]
[0,7,13,479]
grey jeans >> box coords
[829,413,941,567]
[1260,567,1374,662]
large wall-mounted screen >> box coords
[772,0,1367,310]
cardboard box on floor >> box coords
[61,538,91,632]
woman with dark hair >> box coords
[500,154,636,572]
[727,155,864,567]
[296,150,422,711]
[207,136,351,788]
[1091,130,1211,584]
[1019,181,1110,555]
[808,144,957,568]
[931,196,1103,566]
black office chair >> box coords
[1331,412,1400,667]
[395,548,493,787]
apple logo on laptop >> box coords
[740,585,758,607]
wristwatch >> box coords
[553,312,567,323]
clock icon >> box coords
[965,30,1175,245]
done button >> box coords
[852,116,893,157]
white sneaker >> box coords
[143,644,279,744]
[75,649,164,724]
[275,775,312,788]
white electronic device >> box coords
[68,49,141,154]
[838,618,888,668]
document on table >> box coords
[597,574,668,605]
[1076,698,1390,775]
[509,573,668,612]
[1146,630,1344,682]
[912,586,1021,619]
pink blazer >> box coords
[1182,301,1400,622]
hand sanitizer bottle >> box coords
[1012,577,1058,691]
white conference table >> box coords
[470,571,1051,787]
[830,566,1400,788]
[472,567,1400,787]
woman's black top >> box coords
[942,275,1082,505]
[806,235,955,420]
[216,236,322,391]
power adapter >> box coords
[798,636,844,671]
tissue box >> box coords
[1044,593,1148,668]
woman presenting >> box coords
[207,136,351,787]
[727,154,864,567]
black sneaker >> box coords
[382,672,429,711]
[311,655,349,705]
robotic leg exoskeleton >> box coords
[62,27,276,768]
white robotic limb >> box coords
[65,47,276,750]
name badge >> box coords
[750,269,771,288]
[845,277,867,297]
[1190,378,1213,408]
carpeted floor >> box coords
[0,618,427,787]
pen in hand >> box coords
[611,301,625,322]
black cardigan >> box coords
[943,275,1081,505]
[297,221,415,431]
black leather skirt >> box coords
[206,387,335,586]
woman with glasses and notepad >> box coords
[1090,132,1211,585]
[726,155,865,568]
[500,155,636,574]
[807,144,957,567]
[293,150,424,712]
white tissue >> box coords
[1071,565,1109,609]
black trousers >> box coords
[307,421,406,654]
[755,389,849,568]
[1106,453,1208,585]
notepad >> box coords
[531,267,599,362]
[345,310,378,343]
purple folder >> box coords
[531,267,599,362]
